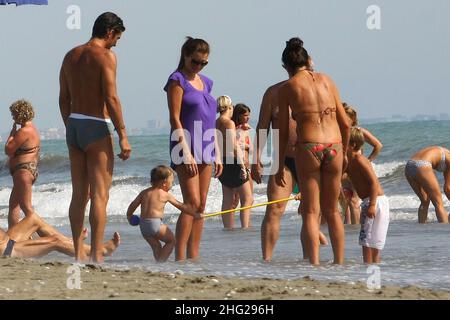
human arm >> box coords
[101,51,131,160]
[275,85,290,187]
[58,59,71,126]
[329,76,350,169]
[358,156,379,218]
[227,121,248,180]
[213,127,223,178]
[443,169,450,200]
[360,127,383,161]
[251,88,273,184]
[166,193,202,218]
[4,125,29,157]
[126,192,142,223]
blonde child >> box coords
[126,165,202,262]
[346,128,389,264]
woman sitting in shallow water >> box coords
[405,146,450,223]
[4,99,41,229]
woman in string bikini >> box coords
[4,99,41,229]
[276,37,350,265]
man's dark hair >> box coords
[92,12,125,38]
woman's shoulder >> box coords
[218,116,235,128]
[164,70,186,91]
[199,73,213,91]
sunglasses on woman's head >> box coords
[191,59,208,67]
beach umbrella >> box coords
[0,0,48,5]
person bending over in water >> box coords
[405,146,450,223]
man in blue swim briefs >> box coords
[59,12,131,263]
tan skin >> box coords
[216,106,253,229]
[167,51,223,261]
[255,81,328,261]
[126,174,201,262]
[0,213,120,259]
[59,29,131,263]
[406,146,450,223]
[4,113,40,229]
[253,82,299,260]
[276,66,350,265]
[346,145,384,263]
[341,115,383,224]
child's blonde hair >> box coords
[343,102,358,126]
[216,95,233,113]
[10,99,35,123]
[350,127,365,151]
[150,165,174,184]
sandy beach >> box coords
[0,257,448,300]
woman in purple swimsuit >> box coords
[164,37,223,261]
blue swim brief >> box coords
[66,113,114,151]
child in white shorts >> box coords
[359,195,390,251]
[346,127,390,263]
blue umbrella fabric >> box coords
[0,0,48,5]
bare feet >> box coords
[319,231,328,246]
[102,232,121,257]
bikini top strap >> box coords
[14,145,40,156]
[436,147,447,172]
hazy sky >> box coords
[0,0,449,130]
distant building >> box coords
[40,127,66,140]
[147,119,162,129]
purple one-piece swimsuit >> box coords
[164,70,217,168]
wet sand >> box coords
[0,257,449,300]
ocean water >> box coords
[1,120,450,291]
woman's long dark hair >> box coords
[282,37,309,70]
[232,103,251,126]
[177,37,210,71]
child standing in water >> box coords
[126,165,202,262]
[346,128,390,264]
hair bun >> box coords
[286,37,304,49]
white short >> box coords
[359,195,390,250]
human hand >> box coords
[214,161,223,178]
[275,168,286,187]
[184,153,198,177]
[118,137,131,160]
[294,193,301,201]
[10,123,17,136]
[194,212,204,219]
[342,155,348,172]
[367,205,376,219]
[239,167,248,180]
[251,163,263,184]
